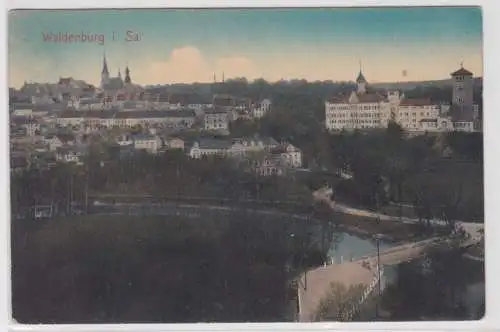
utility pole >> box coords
[85,168,89,215]
[67,176,71,215]
[374,231,382,319]
[70,175,73,213]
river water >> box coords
[323,231,484,321]
[359,256,485,321]
[36,205,484,321]
[325,232,393,263]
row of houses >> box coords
[11,88,273,120]
[188,137,303,176]
[55,109,199,129]
[11,99,272,136]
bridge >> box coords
[296,187,483,322]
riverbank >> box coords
[463,242,485,262]
[89,199,429,243]
[329,210,444,243]
[42,186,465,244]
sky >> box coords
[8,7,483,88]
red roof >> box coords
[357,93,385,103]
[58,78,70,85]
[327,95,349,104]
[399,98,434,107]
[451,67,473,76]
[116,93,127,101]
[327,92,385,104]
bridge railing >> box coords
[344,263,384,321]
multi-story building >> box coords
[56,109,197,129]
[252,98,272,119]
[188,136,280,160]
[164,137,185,150]
[450,66,476,132]
[270,143,302,168]
[325,66,480,133]
[396,98,441,131]
[251,154,287,177]
[189,138,233,159]
[132,134,162,154]
[55,146,86,165]
[325,70,390,131]
[204,109,230,131]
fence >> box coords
[344,263,385,321]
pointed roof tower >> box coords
[356,61,367,83]
[125,64,131,84]
[356,71,367,84]
[101,52,109,75]
[451,62,473,77]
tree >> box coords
[314,282,365,321]
[312,201,337,254]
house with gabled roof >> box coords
[132,133,162,154]
[252,98,272,119]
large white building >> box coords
[325,71,392,131]
[325,66,479,133]
[252,99,272,119]
[188,137,279,160]
[204,109,230,131]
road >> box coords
[313,187,483,240]
[296,187,484,322]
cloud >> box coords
[135,46,260,85]
[215,56,261,81]
[8,43,483,89]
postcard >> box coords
[8,7,484,324]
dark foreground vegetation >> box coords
[12,214,326,323]
[379,250,485,320]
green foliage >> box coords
[11,150,312,214]
[380,253,484,320]
[12,214,322,323]
[314,282,365,321]
[445,132,483,161]
[323,127,483,225]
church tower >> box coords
[356,61,367,94]
[125,65,131,84]
[101,52,110,88]
[356,70,367,94]
[450,63,474,121]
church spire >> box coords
[101,52,109,75]
[100,52,110,89]
[125,64,131,84]
[356,60,367,94]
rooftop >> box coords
[399,98,436,107]
[133,134,158,141]
[195,138,233,150]
[451,67,473,77]
[356,71,367,84]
